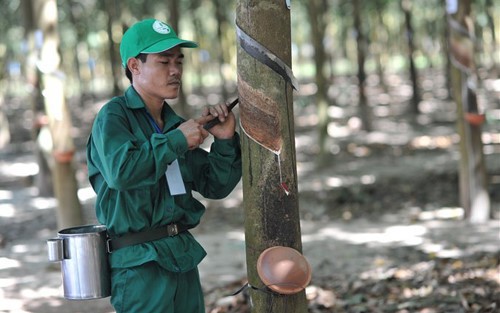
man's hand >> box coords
[200,103,236,140]
[177,118,210,150]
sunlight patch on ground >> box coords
[0,162,38,177]
[29,197,57,210]
[20,285,61,300]
[417,207,464,220]
[295,114,318,128]
[419,242,462,258]
[327,106,346,119]
[0,298,27,313]
[410,135,456,149]
[302,224,428,247]
[0,203,15,217]
[227,231,245,242]
[300,175,371,192]
[0,257,21,270]
[366,130,412,146]
[327,122,351,138]
[77,186,96,202]
[360,175,376,185]
[486,78,500,92]
[325,177,342,188]
[0,189,13,200]
[220,197,242,209]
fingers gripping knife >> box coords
[203,98,239,130]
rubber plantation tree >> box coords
[103,0,122,96]
[353,0,372,132]
[447,0,490,222]
[166,0,190,118]
[0,96,9,149]
[236,1,308,312]
[305,0,333,159]
[0,4,10,149]
[28,0,83,229]
[401,0,420,114]
[21,0,54,197]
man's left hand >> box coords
[199,103,236,140]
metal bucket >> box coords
[47,225,111,300]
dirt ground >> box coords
[1,70,500,312]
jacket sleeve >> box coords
[189,133,242,199]
[87,101,188,191]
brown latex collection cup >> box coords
[256,246,312,295]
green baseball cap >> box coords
[120,19,198,68]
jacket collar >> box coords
[124,86,185,131]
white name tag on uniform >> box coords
[165,159,186,195]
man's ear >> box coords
[127,57,140,75]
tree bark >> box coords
[0,97,9,149]
[237,1,307,312]
[447,0,490,222]
[401,0,420,114]
[306,0,332,159]
[32,0,83,229]
[21,0,54,197]
[104,0,122,96]
[214,0,229,101]
[353,0,372,132]
[167,0,190,117]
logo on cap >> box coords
[152,20,171,34]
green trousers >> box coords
[110,262,204,313]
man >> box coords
[86,19,242,312]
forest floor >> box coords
[0,69,500,313]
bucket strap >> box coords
[106,224,187,253]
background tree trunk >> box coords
[33,0,83,229]
[353,0,372,132]
[306,0,331,159]
[167,1,190,117]
[21,0,54,197]
[0,96,9,149]
[237,1,307,312]
[401,0,420,114]
[214,0,229,102]
[104,0,122,96]
[447,0,490,223]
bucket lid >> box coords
[256,246,312,295]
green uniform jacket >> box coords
[86,86,242,273]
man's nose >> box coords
[170,64,181,76]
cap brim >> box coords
[142,39,198,54]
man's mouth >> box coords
[168,80,181,86]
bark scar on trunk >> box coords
[238,75,282,153]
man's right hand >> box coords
[177,117,211,150]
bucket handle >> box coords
[47,238,65,262]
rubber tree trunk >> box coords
[353,0,372,132]
[33,0,83,229]
[236,1,307,312]
[306,0,331,158]
[401,0,420,114]
[0,97,9,149]
[21,0,54,196]
[214,0,229,101]
[104,0,122,96]
[0,46,8,146]
[374,0,389,93]
[447,0,490,223]
[167,0,190,117]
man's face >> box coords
[132,46,184,100]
